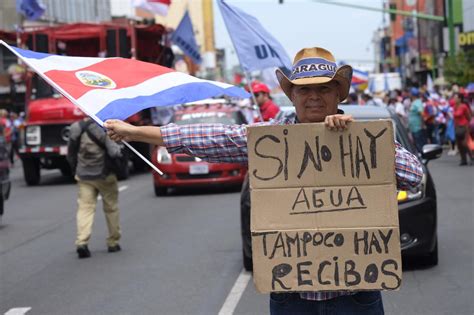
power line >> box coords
[311,0,444,22]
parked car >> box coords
[151,101,248,196]
[241,105,442,271]
[0,126,11,220]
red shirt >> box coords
[453,103,470,126]
[259,99,280,121]
[0,117,12,143]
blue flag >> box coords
[171,11,202,65]
[16,0,45,21]
[217,0,292,73]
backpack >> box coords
[68,120,127,179]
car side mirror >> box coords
[421,144,443,164]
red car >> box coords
[151,101,248,196]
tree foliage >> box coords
[444,50,474,86]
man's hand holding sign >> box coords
[105,47,423,314]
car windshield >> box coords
[173,111,243,125]
[275,106,418,154]
[31,74,62,100]
[391,115,417,154]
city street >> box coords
[1,0,473,314]
[0,153,472,315]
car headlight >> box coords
[26,125,41,145]
[397,174,426,203]
[157,147,172,164]
[397,186,423,202]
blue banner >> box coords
[171,11,202,65]
[217,0,292,73]
[16,0,45,21]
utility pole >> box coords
[202,0,215,53]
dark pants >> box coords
[270,292,384,315]
[455,125,471,164]
[10,139,19,164]
[438,123,447,145]
[426,123,440,144]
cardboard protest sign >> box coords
[247,120,401,293]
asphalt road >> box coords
[0,153,472,315]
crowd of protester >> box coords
[345,84,474,166]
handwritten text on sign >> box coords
[247,121,401,293]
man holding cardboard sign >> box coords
[105,47,423,315]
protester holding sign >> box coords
[105,47,423,315]
[247,120,403,298]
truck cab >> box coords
[19,74,85,185]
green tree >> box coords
[444,50,474,86]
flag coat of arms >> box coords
[1,42,249,124]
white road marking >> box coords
[118,185,129,192]
[98,185,128,200]
[4,307,32,315]
[218,269,252,315]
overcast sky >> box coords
[214,0,386,71]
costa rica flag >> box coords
[351,69,369,86]
[1,41,249,124]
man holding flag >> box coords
[105,46,423,315]
[2,5,421,310]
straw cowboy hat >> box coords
[276,47,353,102]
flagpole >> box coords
[0,40,164,176]
[218,3,263,122]
[122,141,163,175]
[242,71,263,122]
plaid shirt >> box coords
[161,115,423,301]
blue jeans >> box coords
[270,292,384,315]
[426,123,440,144]
[411,130,427,153]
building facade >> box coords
[374,0,471,87]
[41,0,111,23]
